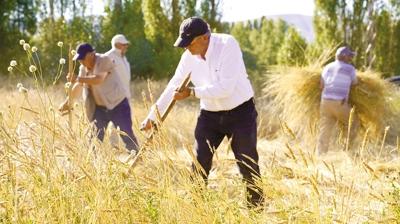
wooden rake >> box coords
[125,73,191,172]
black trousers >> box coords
[93,98,138,152]
[193,98,263,206]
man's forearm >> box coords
[69,82,83,100]
[59,82,82,111]
[77,76,103,85]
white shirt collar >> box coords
[204,34,214,60]
[111,47,124,57]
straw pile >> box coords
[263,66,400,142]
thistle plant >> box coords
[53,41,68,84]
[1,40,398,223]
[7,39,77,130]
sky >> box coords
[92,0,315,22]
[221,0,315,22]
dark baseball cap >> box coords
[73,43,95,60]
[174,17,209,48]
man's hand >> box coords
[66,73,76,82]
[140,119,156,131]
[58,99,71,113]
[173,86,191,100]
[75,76,83,84]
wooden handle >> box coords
[161,73,191,122]
[126,73,192,170]
[67,44,74,126]
[68,44,74,82]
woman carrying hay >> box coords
[317,46,359,155]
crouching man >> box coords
[59,43,138,153]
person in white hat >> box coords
[104,34,134,148]
[317,46,359,155]
[105,34,131,99]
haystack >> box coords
[263,66,400,142]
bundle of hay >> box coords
[263,66,400,141]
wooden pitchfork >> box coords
[125,73,191,171]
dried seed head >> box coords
[18,87,28,94]
[29,65,37,73]
[64,82,71,89]
[10,60,17,67]
[23,43,30,51]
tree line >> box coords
[1,0,400,81]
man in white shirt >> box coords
[142,17,263,207]
[317,46,359,155]
[105,34,131,99]
[104,35,134,147]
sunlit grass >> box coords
[0,42,399,223]
[0,78,397,223]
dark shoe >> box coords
[247,187,264,209]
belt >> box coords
[204,97,254,114]
[322,98,347,105]
[95,98,127,111]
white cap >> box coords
[111,34,130,46]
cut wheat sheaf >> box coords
[263,66,400,143]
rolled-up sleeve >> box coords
[194,38,243,99]
[78,65,86,78]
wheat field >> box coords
[0,76,398,223]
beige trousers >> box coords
[317,99,359,154]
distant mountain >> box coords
[266,14,314,42]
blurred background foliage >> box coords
[1,0,400,81]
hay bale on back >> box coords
[263,66,400,141]
[349,71,391,136]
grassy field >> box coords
[0,77,399,223]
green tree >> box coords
[142,0,181,78]
[347,0,373,67]
[277,27,307,66]
[33,16,98,82]
[0,0,39,74]
[252,18,288,69]
[311,0,400,75]
[250,17,274,69]
[313,0,340,54]
[171,0,182,36]
[230,22,252,50]
[230,22,257,71]
[230,17,298,73]
[199,0,222,31]
[181,0,197,17]
[372,9,392,76]
[100,0,155,78]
